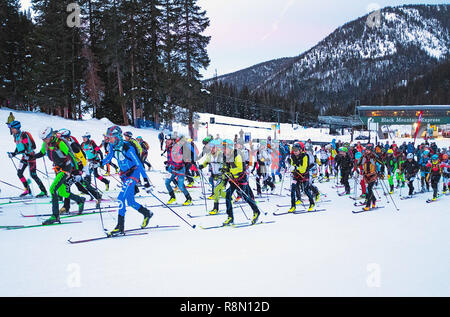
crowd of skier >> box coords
[4,114,450,235]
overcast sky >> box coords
[20,0,447,79]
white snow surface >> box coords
[0,108,449,297]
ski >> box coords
[67,225,180,244]
[338,192,351,196]
[200,220,275,230]
[273,209,326,216]
[276,201,330,208]
[68,232,148,244]
[4,220,83,230]
[187,212,226,218]
[232,220,276,228]
[353,200,381,206]
[0,199,34,206]
[20,205,119,218]
[352,206,385,214]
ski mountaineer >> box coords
[56,128,103,214]
[306,149,321,202]
[336,146,353,195]
[288,142,316,212]
[252,140,275,196]
[135,136,152,171]
[183,137,200,188]
[358,144,379,211]
[198,139,226,214]
[318,145,330,181]
[81,132,110,191]
[426,154,444,201]
[164,133,193,206]
[7,120,48,197]
[395,152,406,188]
[101,125,153,236]
[32,127,86,225]
[353,151,367,198]
[222,139,261,226]
[418,150,431,192]
[441,154,449,194]
[402,153,419,197]
[384,149,398,194]
[101,133,119,176]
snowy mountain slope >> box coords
[205,4,450,110]
[0,109,450,297]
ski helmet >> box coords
[202,136,212,145]
[407,153,414,160]
[8,120,21,130]
[82,132,91,139]
[387,149,394,154]
[136,136,142,141]
[423,150,430,156]
[442,154,448,160]
[432,154,439,161]
[222,139,234,148]
[123,131,133,138]
[106,125,122,138]
[39,127,53,140]
[57,128,71,137]
[106,126,123,146]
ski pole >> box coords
[224,172,258,206]
[12,156,49,179]
[279,167,286,196]
[198,170,209,214]
[146,189,196,229]
[0,179,25,191]
[380,179,399,211]
[92,166,106,232]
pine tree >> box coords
[0,0,34,108]
[30,0,83,118]
[176,0,210,137]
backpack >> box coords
[23,131,36,150]
[59,137,87,168]
[124,141,144,163]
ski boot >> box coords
[315,192,320,202]
[77,196,86,215]
[59,207,69,215]
[251,211,260,224]
[308,203,315,212]
[223,216,234,226]
[167,192,176,205]
[209,202,220,215]
[108,215,125,237]
[183,195,193,206]
[288,206,296,213]
[105,183,110,191]
[389,185,394,194]
[20,189,31,197]
[138,206,153,229]
[42,214,60,225]
[363,206,371,211]
[35,191,48,198]
[295,200,302,205]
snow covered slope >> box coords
[0,109,449,297]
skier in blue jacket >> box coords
[102,125,153,236]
